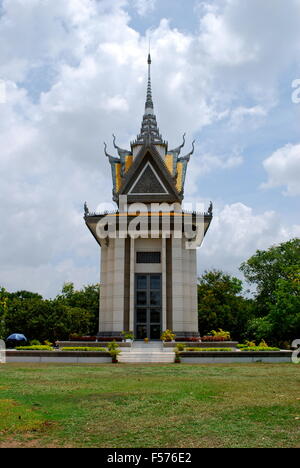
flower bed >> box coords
[201,336,228,342]
[69,335,97,342]
[175,337,200,342]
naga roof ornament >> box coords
[168,133,186,158]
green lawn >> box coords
[0,363,299,448]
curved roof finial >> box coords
[104,142,119,163]
[180,140,195,161]
[112,134,132,157]
[169,133,186,157]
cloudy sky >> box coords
[0,0,299,297]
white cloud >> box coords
[262,143,300,196]
[133,0,157,17]
[195,0,300,112]
[0,0,300,297]
[199,202,300,279]
[197,0,300,70]
[200,152,243,172]
[184,148,243,196]
[229,105,267,128]
[198,5,258,66]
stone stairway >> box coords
[118,341,175,363]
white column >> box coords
[171,236,184,332]
[182,245,191,332]
[112,238,125,332]
[99,245,108,333]
[102,239,114,332]
[190,248,198,332]
[129,237,135,332]
[162,237,167,331]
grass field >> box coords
[0,363,299,448]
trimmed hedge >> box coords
[16,346,53,351]
[61,347,107,352]
[237,346,280,351]
[185,348,232,352]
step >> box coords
[118,351,175,363]
[132,344,163,349]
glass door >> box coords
[135,274,162,340]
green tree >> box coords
[55,282,99,335]
[246,266,300,346]
[4,296,94,343]
[2,284,98,342]
[198,270,254,341]
[240,238,300,315]
[0,288,9,339]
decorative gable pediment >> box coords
[118,145,182,204]
[129,162,168,195]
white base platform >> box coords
[118,341,175,363]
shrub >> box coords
[211,329,231,340]
[107,341,119,351]
[174,348,181,363]
[245,340,256,347]
[109,349,121,363]
[161,330,176,341]
[259,339,269,348]
[121,331,134,340]
[176,343,186,352]
[240,346,280,352]
[107,341,121,363]
[16,346,53,351]
[29,340,41,346]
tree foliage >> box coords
[246,266,300,346]
[0,283,99,342]
[198,270,254,341]
[240,238,300,315]
[240,239,300,346]
[56,282,99,335]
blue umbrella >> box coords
[7,334,27,341]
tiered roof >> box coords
[104,53,197,203]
